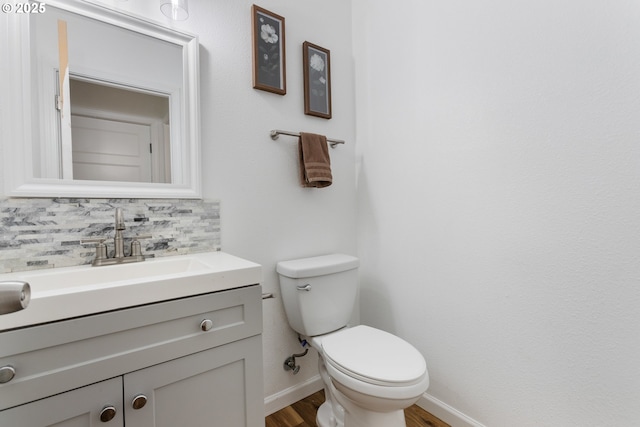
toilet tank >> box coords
[277,254,359,337]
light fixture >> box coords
[160,0,188,21]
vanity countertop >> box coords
[0,251,262,332]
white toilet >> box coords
[277,254,429,427]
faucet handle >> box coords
[80,238,106,245]
[80,238,108,262]
[130,235,152,258]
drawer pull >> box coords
[0,365,15,384]
[200,318,213,331]
[131,394,148,410]
[99,405,117,422]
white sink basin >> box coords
[0,252,262,331]
[22,256,210,293]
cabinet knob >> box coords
[99,405,117,422]
[131,394,148,410]
[0,365,15,384]
[200,318,213,331]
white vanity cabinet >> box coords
[0,284,264,427]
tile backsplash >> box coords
[0,198,221,273]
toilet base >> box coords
[316,402,335,427]
[317,398,408,427]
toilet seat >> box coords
[321,325,427,387]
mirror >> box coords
[1,0,201,198]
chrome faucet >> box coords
[81,208,151,267]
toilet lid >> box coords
[321,325,426,385]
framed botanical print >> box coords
[303,41,331,119]
[252,5,286,95]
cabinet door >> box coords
[0,377,123,427]
[124,335,263,427]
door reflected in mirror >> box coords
[69,77,172,183]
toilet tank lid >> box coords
[277,254,359,278]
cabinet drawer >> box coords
[0,284,261,411]
[0,377,124,427]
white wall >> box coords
[155,0,356,403]
[353,0,640,425]
[195,0,357,403]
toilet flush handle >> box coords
[296,284,312,291]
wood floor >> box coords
[265,390,450,427]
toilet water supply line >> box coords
[284,335,310,375]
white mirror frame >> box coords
[1,0,201,199]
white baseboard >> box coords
[417,393,486,427]
[264,375,324,417]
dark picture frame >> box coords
[251,5,286,95]
[303,41,331,119]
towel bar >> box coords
[270,129,345,148]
